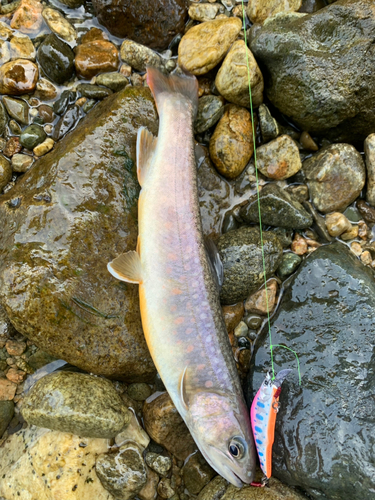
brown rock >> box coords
[0,377,17,400]
[5,340,26,356]
[0,58,38,95]
[3,137,22,157]
[81,27,108,44]
[246,0,302,24]
[75,40,119,79]
[222,302,244,332]
[291,234,308,255]
[215,40,264,108]
[300,131,318,151]
[5,367,26,384]
[157,478,175,499]
[244,279,278,315]
[33,78,57,101]
[0,155,12,191]
[10,0,43,35]
[38,104,54,123]
[143,392,197,460]
[178,17,242,75]
[209,105,253,179]
[350,241,363,257]
[341,225,359,241]
[255,135,302,180]
[92,0,188,51]
[138,466,159,500]
[325,212,352,237]
[361,250,372,266]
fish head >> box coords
[185,391,256,487]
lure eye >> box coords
[229,438,245,459]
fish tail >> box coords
[147,66,198,118]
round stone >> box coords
[20,124,46,150]
[255,134,302,180]
[194,95,225,134]
[11,153,33,173]
[75,40,119,79]
[95,72,128,92]
[37,34,74,85]
[0,59,38,95]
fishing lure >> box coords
[250,369,292,485]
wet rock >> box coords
[52,104,82,140]
[0,101,6,137]
[0,21,13,40]
[189,2,222,22]
[59,0,84,7]
[77,83,113,100]
[0,58,38,95]
[38,34,75,84]
[299,131,318,151]
[217,226,283,304]
[10,0,43,35]
[53,89,75,115]
[341,225,359,241]
[143,391,197,460]
[6,366,26,383]
[209,105,253,179]
[357,199,375,224]
[270,227,293,249]
[127,382,152,401]
[364,133,375,206]
[291,233,308,255]
[215,40,263,108]
[182,452,216,495]
[0,86,157,381]
[20,123,46,149]
[75,40,119,79]
[325,212,352,237]
[115,411,150,450]
[0,154,12,191]
[3,96,29,125]
[0,39,10,65]
[303,143,365,213]
[3,136,21,157]
[0,400,14,437]
[258,104,280,143]
[145,452,172,477]
[120,39,163,73]
[33,77,57,101]
[96,442,147,500]
[33,137,54,156]
[22,371,131,438]
[0,378,17,400]
[9,34,35,60]
[222,302,244,332]
[195,95,225,134]
[234,321,248,339]
[0,426,110,499]
[255,135,302,180]
[246,0,302,24]
[250,1,375,143]
[249,243,375,500]
[178,17,242,75]
[240,184,313,229]
[37,103,54,123]
[286,184,309,204]
[93,0,188,51]
[42,7,77,42]
[9,119,22,135]
[244,279,278,315]
[96,72,128,92]
[277,253,302,280]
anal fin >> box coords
[107,251,142,284]
[137,127,157,186]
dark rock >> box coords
[95,72,128,92]
[20,124,46,150]
[303,143,365,213]
[0,400,14,437]
[195,95,225,134]
[248,243,375,500]
[77,83,113,100]
[57,0,84,7]
[357,199,375,224]
[21,371,131,437]
[52,89,75,115]
[277,252,302,279]
[92,0,189,51]
[217,226,283,304]
[0,86,158,381]
[27,350,58,371]
[0,101,6,137]
[37,34,75,84]
[37,104,54,124]
[52,105,82,141]
[240,184,313,229]
[251,0,375,143]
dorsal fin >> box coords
[107,251,142,284]
[136,127,157,186]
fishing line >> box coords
[240,2,301,385]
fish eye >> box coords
[228,437,245,459]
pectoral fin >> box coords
[179,366,189,411]
[107,251,142,284]
[136,127,157,186]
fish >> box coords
[107,66,256,486]
[250,369,292,481]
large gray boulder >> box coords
[251,0,375,143]
[248,243,375,500]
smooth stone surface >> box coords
[96,72,128,92]
[42,7,77,42]
[195,95,225,134]
[0,426,112,499]
[10,0,43,35]
[0,154,12,191]
[249,243,375,500]
[251,0,375,143]
[96,443,147,500]
[22,371,131,438]
[77,83,113,100]
[11,153,33,172]
[364,133,375,206]
[215,40,263,108]
[0,400,14,437]
[20,123,46,149]
[9,34,35,60]
[240,184,313,229]
[3,96,28,125]
[303,143,366,213]
[33,137,54,156]
[277,253,302,279]
[0,58,38,95]
[247,0,302,24]
[53,105,82,140]
[0,87,157,381]
[37,34,75,84]
[182,451,216,495]
[92,0,188,51]
[217,226,283,304]
[209,105,253,179]
[255,135,302,180]
[75,40,119,79]
[178,17,242,75]
[143,391,197,461]
[120,39,163,73]
[258,104,280,143]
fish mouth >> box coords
[220,465,247,488]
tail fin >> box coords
[147,66,198,118]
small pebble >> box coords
[357,199,375,224]
[33,78,58,101]
[77,83,113,100]
[3,137,22,157]
[358,221,369,240]
[11,153,33,173]
[43,124,53,135]
[33,137,54,157]
[95,72,128,92]
[75,97,87,107]
[120,63,132,77]
[188,3,223,22]
[350,241,363,257]
[244,279,278,315]
[361,250,372,265]
[325,212,352,237]
[145,452,172,477]
[127,383,152,401]
[243,313,262,330]
[20,124,46,150]
[291,234,308,255]
[6,368,26,384]
[9,35,35,61]
[121,39,163,72]
[38,104,54,123]
[341,225,359,241]
[157,478,175,499]
[9,120,22,134]
[277,252,302,279]
[222,302,244,332]
[234,321,248,338]
[10,0,43,35]
[300,131,318,151]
